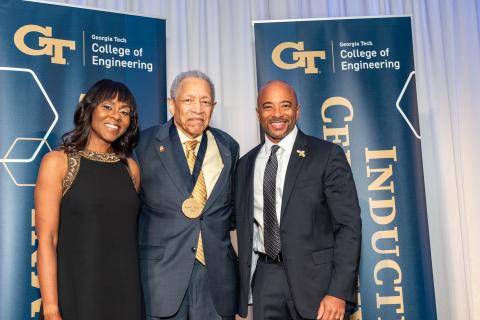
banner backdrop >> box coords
[0,1,166,318]
[253,17,436,319]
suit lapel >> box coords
[154,121,191,197]
[280,131,308,221]
[202,130,231,213]
[246,145,262,236]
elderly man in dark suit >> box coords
[134,70,239,319]
[235,80,361,320]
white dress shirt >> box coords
[248,126,298,303]
[252,126,298,254]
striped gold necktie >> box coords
[185,139,206,265]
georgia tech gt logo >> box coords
[14,25,76,65]
[272,42,326,74]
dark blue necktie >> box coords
[263,144,281,259]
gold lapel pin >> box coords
[296,149,306,158]
[159,146,165,153]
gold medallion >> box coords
[182,197,203,218]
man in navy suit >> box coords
[135,70,239,319]
[235,80,361,320]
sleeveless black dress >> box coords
[40,150,142,320]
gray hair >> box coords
[170,70,215,101]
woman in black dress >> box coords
[35,79,142,320]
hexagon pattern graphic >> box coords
[0,67,58,186]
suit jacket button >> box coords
[191,247,196,252]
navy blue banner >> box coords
[254,17,436,319]
[0,1,166,318]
